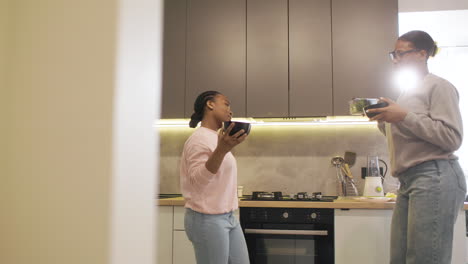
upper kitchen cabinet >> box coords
[247,0,289,117]
[289,0,333,117]
[184,0,246,117]
[161,0,399,118]
[332,0,399,115]
[162,0,186,118]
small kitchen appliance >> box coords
[363,155,384,197]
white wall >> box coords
[399,0,468,12]
[0,1,161,264]
[399,10,468,46]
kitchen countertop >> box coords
[157,197,468,210]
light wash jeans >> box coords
[184,208,250,264]
[390,159,467,264]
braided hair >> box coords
[189,91,221,128]
[398,30,438,59]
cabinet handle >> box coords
[244,229,328,236]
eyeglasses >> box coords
[388,49,419,61]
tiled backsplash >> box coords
[158,124,400,196]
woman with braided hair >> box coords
[180,91,249,264]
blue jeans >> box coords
[390,159,467,264]
[184,208,250,264]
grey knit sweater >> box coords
[378,73,463,176]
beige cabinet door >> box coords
[173,230,197,264]
[247,0,289,117]
[156,206,173,264]
[289,0,333,117]
[162,0,187,118]
[173,206,185,230]
[332,0,399,115]
[334,209,393,264]
[185,0,246,118]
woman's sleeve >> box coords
[397,83,463,152]
[185,143,217,186]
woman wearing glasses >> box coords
[367,30,466,264]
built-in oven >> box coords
[240,207,334,264]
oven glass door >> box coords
[244,229,333,264]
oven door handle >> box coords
[244,229,328,236]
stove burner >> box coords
[252,191,282,200]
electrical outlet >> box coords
[361,167,384,179]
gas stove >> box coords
[245,191,336,202]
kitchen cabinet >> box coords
[184,0,246,118]
[161,0,398,118]
[160,205,466,263]
[246,0,289,117]
[156,206,173,264]
[172,206,196,263]
[334,209,467,264]
[289,0,333,116]
[162,0,186,118]
[173,231,196,264]
[335,209,392,264]
[155,206,196,264]
[173,205,185,230]
[158,205,242,264]
[332,0,399,115]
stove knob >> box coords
[282,212,289,219]
[310,212,318,219]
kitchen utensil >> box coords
[331,156,346,196]
[341,166,359,196]
[343,164,353,179]
[344,151,356,168]
[343,151,358,195]
[223,121,251,137]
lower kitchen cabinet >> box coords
[157,205,241,264]
[173,206,185,230]
[160,205,466,263]
[334,209,467,264]
[173,230,196,264]
[156,206,173,264]
[334,209,392,264]
[172,206,197,264]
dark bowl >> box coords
[223,121,251,137]
[364,102,389,118]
